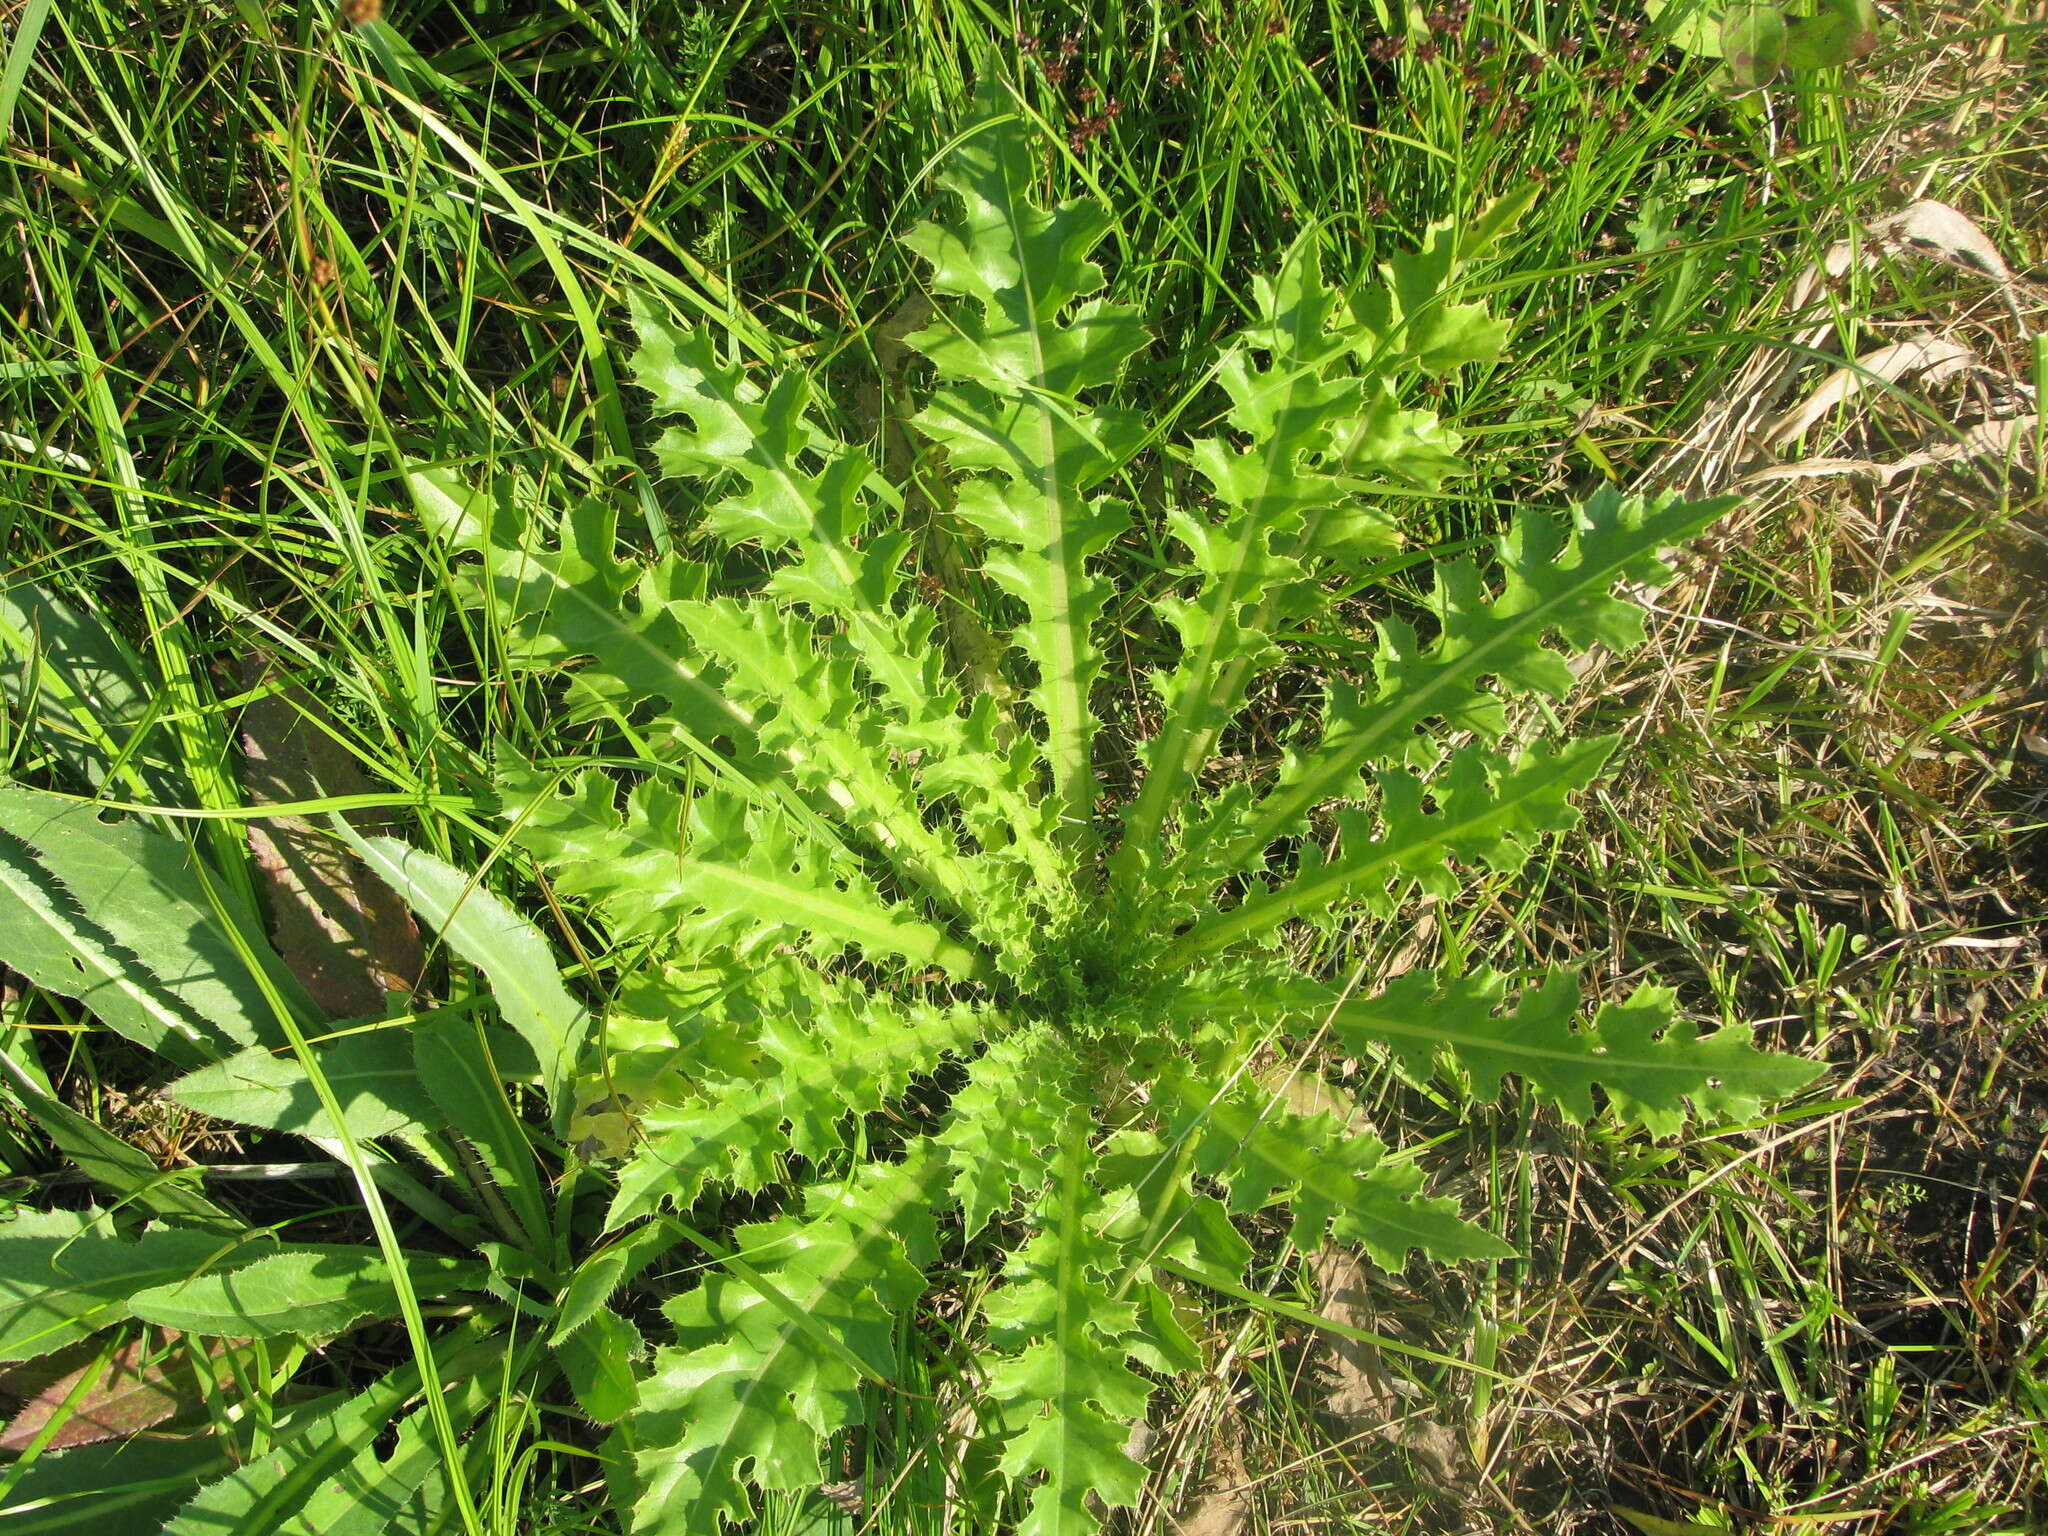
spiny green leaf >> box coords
[1170,966,1819,1134]
[1158,1075,1508,1266]
[1173,490,1729,886]
[980,1132,1154,1536]
[937,1024,1079,1240]
[607,989,977,1230]
[629,1150,941,1535]
[906,82,1149,845]
[1172,737,1616,958]
[424,488,753,760]
[505,770,991,981]
[1350,216,1510,375]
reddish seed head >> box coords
[1079,83,1098,102]
[1060,34,1079,57]
[1556,34,1582,55]
[1044,60,1066,83]
[1106,97,1123,117]
[1416,39,1441,61]
[1019,33,1039,54]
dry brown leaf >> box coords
[1752,414,2038,487]
[1648,196,2026,495]
[0,1330,223,1451]
[1172,1448,1251,1536]
[1302,1247,1468,1489]
[1763,337,1980,450]
[1748,413,2037,487]
[236,665,425,1018]
[1866,199,2016,285]
[1256,1064,1374,1136]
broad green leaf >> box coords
[0,830,230,1068]
[1647,0,1728,57]
[0,1211,255,1364]
[0,785,294,1054]
[0,1328,219,1452]
[274,1377,496,1536]
[127,1246,488,1338]
[167,1032,437,1141]
[0,580,181,801]
[1785,0,1878,67]
[1723,2,1788,88]
[341,831,589,1116]
[557,1307,644,1424]
[0,1431,233,1533]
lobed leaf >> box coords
[1168,965,1819,1134]
[1171,737,1616,958]
[607,988,978,1230]
[906,83,1149,846]
[1172,490,1730,889]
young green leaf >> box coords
[341,830,590,1116]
